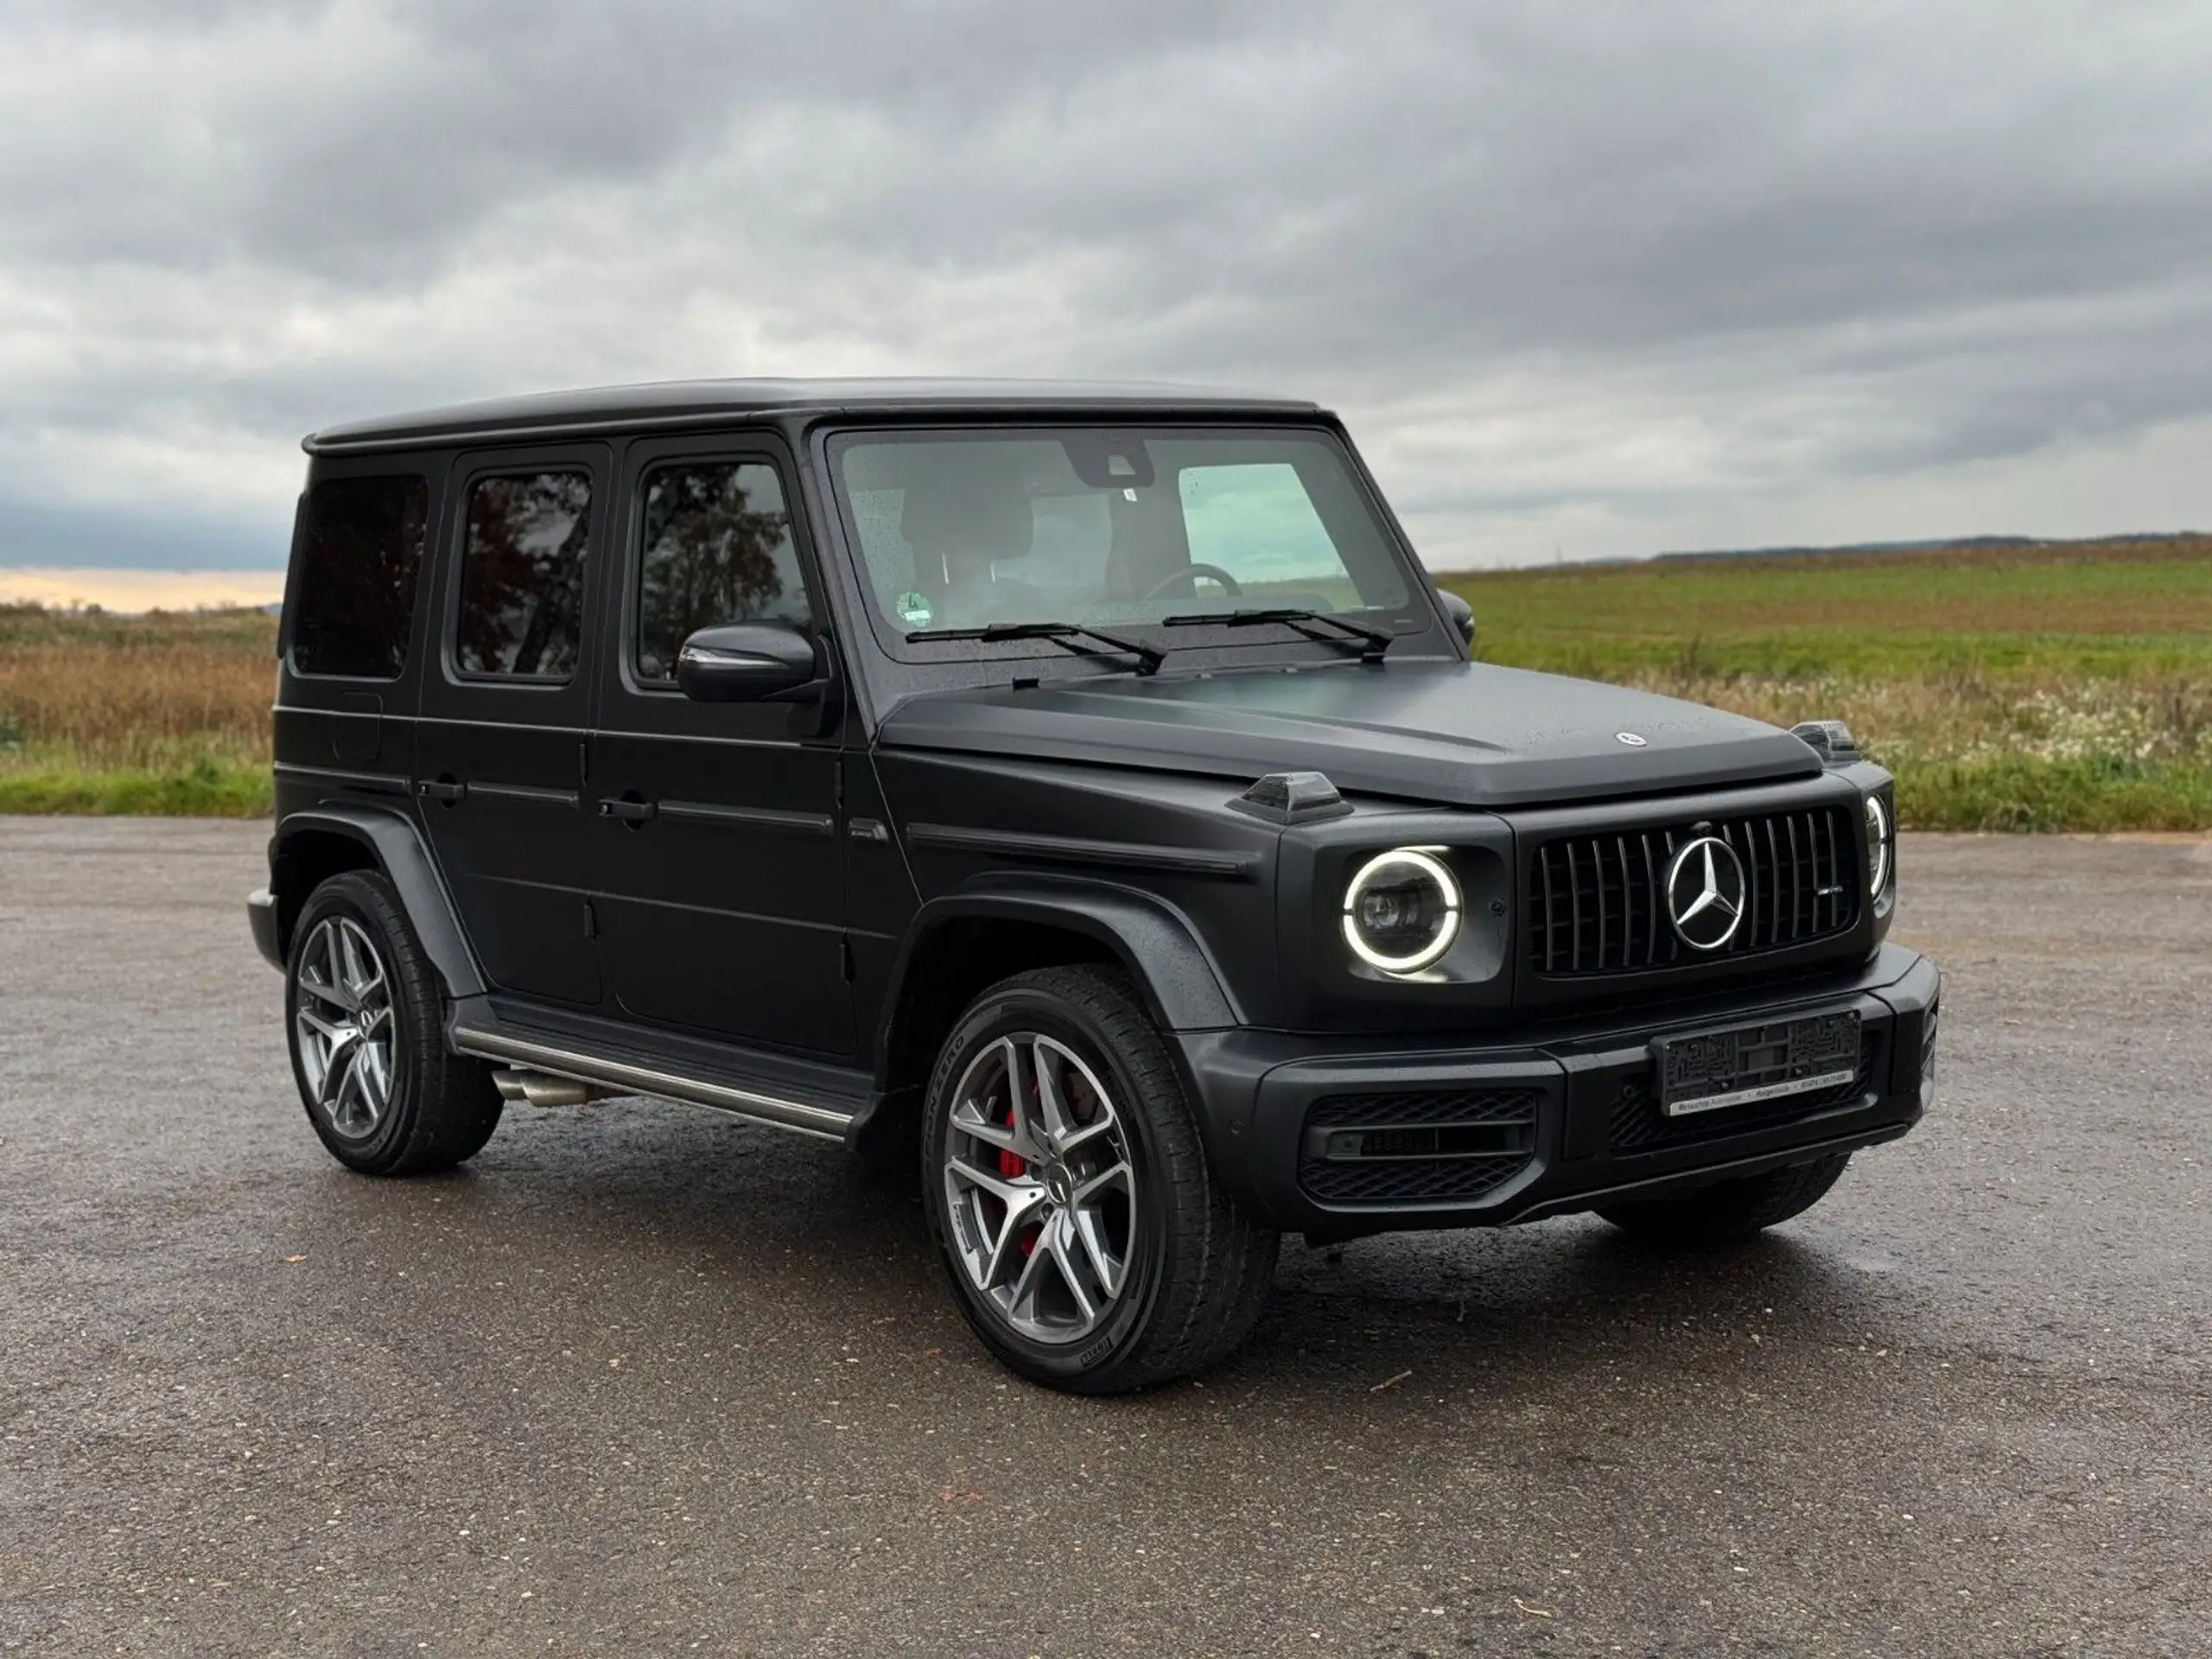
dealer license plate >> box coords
[1654,1010,1862,1118]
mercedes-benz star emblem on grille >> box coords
[1665,836,1747,951]
[1615,731,1648,747]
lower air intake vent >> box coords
[1300,1089,1541,1205]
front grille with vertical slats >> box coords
[1526,804,1860,977]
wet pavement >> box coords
[2,818,2207,1656]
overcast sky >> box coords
[3,0,2209,575]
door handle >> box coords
[418,777,467,804]
[598,797,657,823]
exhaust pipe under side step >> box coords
[492,1068,617,1109]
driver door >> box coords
[587,437,853,1057]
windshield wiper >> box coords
[906,620,1166,677]
[1160,607,1395,663]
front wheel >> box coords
[921,966,1278,1393]
[1598,1152,1853,1244]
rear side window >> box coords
[635,460,810,681]
[289,475,429,679]
[455,471,592,679]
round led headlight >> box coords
[1865,794,1892,897]
[1342,849,1462,976]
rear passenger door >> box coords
[413,446,608,1007]
[588,437,853,1056]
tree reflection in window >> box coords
[636,461,807,682]
[456,471,592,678]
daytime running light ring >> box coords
[1341,848,1463,976]
[1865,795,1892,898]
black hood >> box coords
[877,660,1821,809]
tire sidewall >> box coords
[285,874,421,1172]
[920,977,1179,1387]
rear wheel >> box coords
[921,965,1278,1393]
[1598,1152,1853,1244]
[286,871,502,1176]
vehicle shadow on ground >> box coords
[299,1096,1908,1403]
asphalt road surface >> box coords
[3,819,2207,1656]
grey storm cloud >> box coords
[2,0,2209,569]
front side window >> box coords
[634,461,809,682]
[289,474,429,678]
[830,428,1411,640]
[455,470,592,679]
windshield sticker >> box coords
[895,590,934,628]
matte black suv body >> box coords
[249,378,1939,1390]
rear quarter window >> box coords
[289,475,431,679]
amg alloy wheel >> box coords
[285,871,504,1176]
[292,914,397,1143]
[941,1033,1137,1344]
[922,966,1278,1393]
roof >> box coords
[302,377,1325,454]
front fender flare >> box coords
[861,879,1253,1184]
[886,879,1244,1037]
[271,805,485,999]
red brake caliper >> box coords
[1001,1099,1041,1256]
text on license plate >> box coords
[1653,1010,1862,1118]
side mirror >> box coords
[676,622,821,702]
[1437,589,1475,649]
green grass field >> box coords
[1442,537,2212,831]
[4,536,2209,827]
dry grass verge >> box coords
[0,604,274,815]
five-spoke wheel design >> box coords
[290,913,397,1143]
[941,1032,1137,1344]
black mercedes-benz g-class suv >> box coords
[249,378,1938,1392]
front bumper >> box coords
[1179,943,1940,1238]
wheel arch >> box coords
[870,887,1242,1113]
[270,806,485,998]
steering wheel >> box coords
[1140,563,1244,601]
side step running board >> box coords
[451,1026,856,1143]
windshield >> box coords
[828,428,1414,645]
